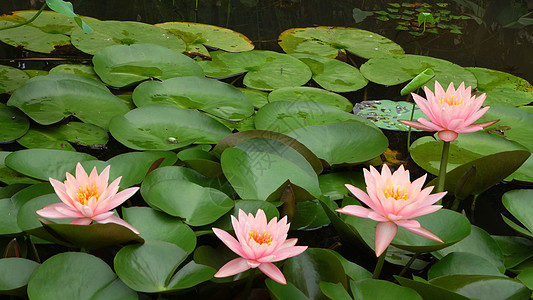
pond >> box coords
[1,1,533,300]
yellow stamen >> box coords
[76,181,99,205]
[439,95,463,106]
[248,230,272,245]
[384,185,408,201]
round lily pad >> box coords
[353,100,426,131]
[479,105,533,151]
[0,103,29,143]
[70,19,187,55]
[93,44,204,87]
[268,86,353,112]
[7,74,130,130]
[155,22,254,57]
[132,76,253,120]
[278,26,405,59]
[465,67,533,106]
[238,88,269,108]
[109,105,232,151]
[0,65,30,94]
[0,258,39,296]
[254,101,377,134]
[0,152,40,185]
[198,50,312,91]
[48,64,101,82]
[360,54,477,89]
[291,54,368,92]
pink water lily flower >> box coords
[337,164,447,257]
[212,209,307,284]
[37,162,140,234]
[399,81,498,142]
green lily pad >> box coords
[465,67,533,106]
[177,148,222,177]
[7,74,130,130]
[290,198,337,230]
[291,54,368,92]
[428,252,505,280]
[238,88,269,108]
[353,100,427,131]
[480,105,533,151]
[278,26,404,59]
[0,258,39,296]
[434,225,505,273]
[48,64,100,82]
[70,19,187,55]
[146,179,234,226]
[23,70,48,78]
[350,279,422,300]
[109,105,232,151]
[93,44,204,87]
[429,275,530,300]
[254,101,377,134]
[286,122,388,166]
[28,252,136,300]
[395,276,471,300]
[198,50,312,91]
[268,87,353,112]
[320,282,351,300]
[5,149,96,181]
[266,279,310,300]
[132,76,253,120]
[0,198,21,236]
[220,138,321,201]
[0,152,40,185]
[0,103,29,143]
[0,65,30,94]
[360,54,477,89]
[17,122,109,151]
[114,240,216,293]
[502,189,533,236]
[493,235,533,269]
[318,171,365,201]
[155,22,254,57]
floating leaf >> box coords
[493,235,533,269]
[360,54,477,89]
[429,275,530,299]
[351,279,422,300]
[198,50,312,91]
[400,68,435,96]
[0,103,29,143]
[7,74,129,130]
[17,123,109,151]
[353,100,426,131]
[93,44,204,87]
[466,67,533,106]
[318,171,365,201]
[132,76,253,120]
[278,26,404,59]
[0,152,40,185]
[48,64,101,82]
[502,189,533,236]
[45,0,93,33]
[395,276,471,300]
[0,258,39,296]
[268,87,353,112]
[109,105,232,150]
[428,252,505,280]
[0,65,30,94]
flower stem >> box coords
[241,268,256,300]
[398,253,420,277]
[436,141,450,193]
[406,102,416,153]
[0,3,47,31]
[372,248,388,279]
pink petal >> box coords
[212,228,248,259]
[37,203,79,219]
[96,215,140,234]
[75,163,89,184]
[91,211,115,221]
[262,245,307,263]
[214,258,250,278]
[70,218,92,225]
[94,186,138,215]
[400,224,444,243]
[54,205,85,218]
[345,184,382,213]
[403,205,442,219]
[96,165,111,192]
[49,178,76,209]
[375,222,397,257]
[398,120,434,132]
[258,262,286,284]
[336,205,373,219]
[438,130,458,142]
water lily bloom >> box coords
[37,163,140,234]
[212,209,307,284]
[399,81,498,142]
[337,164,447,257]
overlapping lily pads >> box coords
[268,86,353,112]
[278,26,405,59]
[197,50,312,90]
[466,67,533,106]
[155,22,254,57]
[7,74,130,130]
[109,105,232,150]
[0,103,29,143]
[132,76,253,120]
[0,258,39,296]
[93,44,204,87]
[291,54,368,92]
[48,64,100,82]
[0,65,30,94]
[70,19,187,55]
[360,54,477,89]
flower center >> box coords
[248,230,272,245]
[76,181,99,205]
[384,185,408,201]
[440,96,463,106]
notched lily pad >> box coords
[156,22,254,57]
[278,26,404,59]
[93,44,204,87]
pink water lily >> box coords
[336,164,447,257]
[399,81,498,142]
[37,162,140,234]
[212,209,307,284]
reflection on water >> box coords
[1,0,532,83]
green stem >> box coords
[28,236,41,264]
[436,141,450,193]
[372,248,387,279]
[241,268,256,300]
[398,253,420,277]
[450,197,461,211]
[0,3,47,31]
[406,101,416,153]
[470,194,479,223]
[226,0,231,27]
